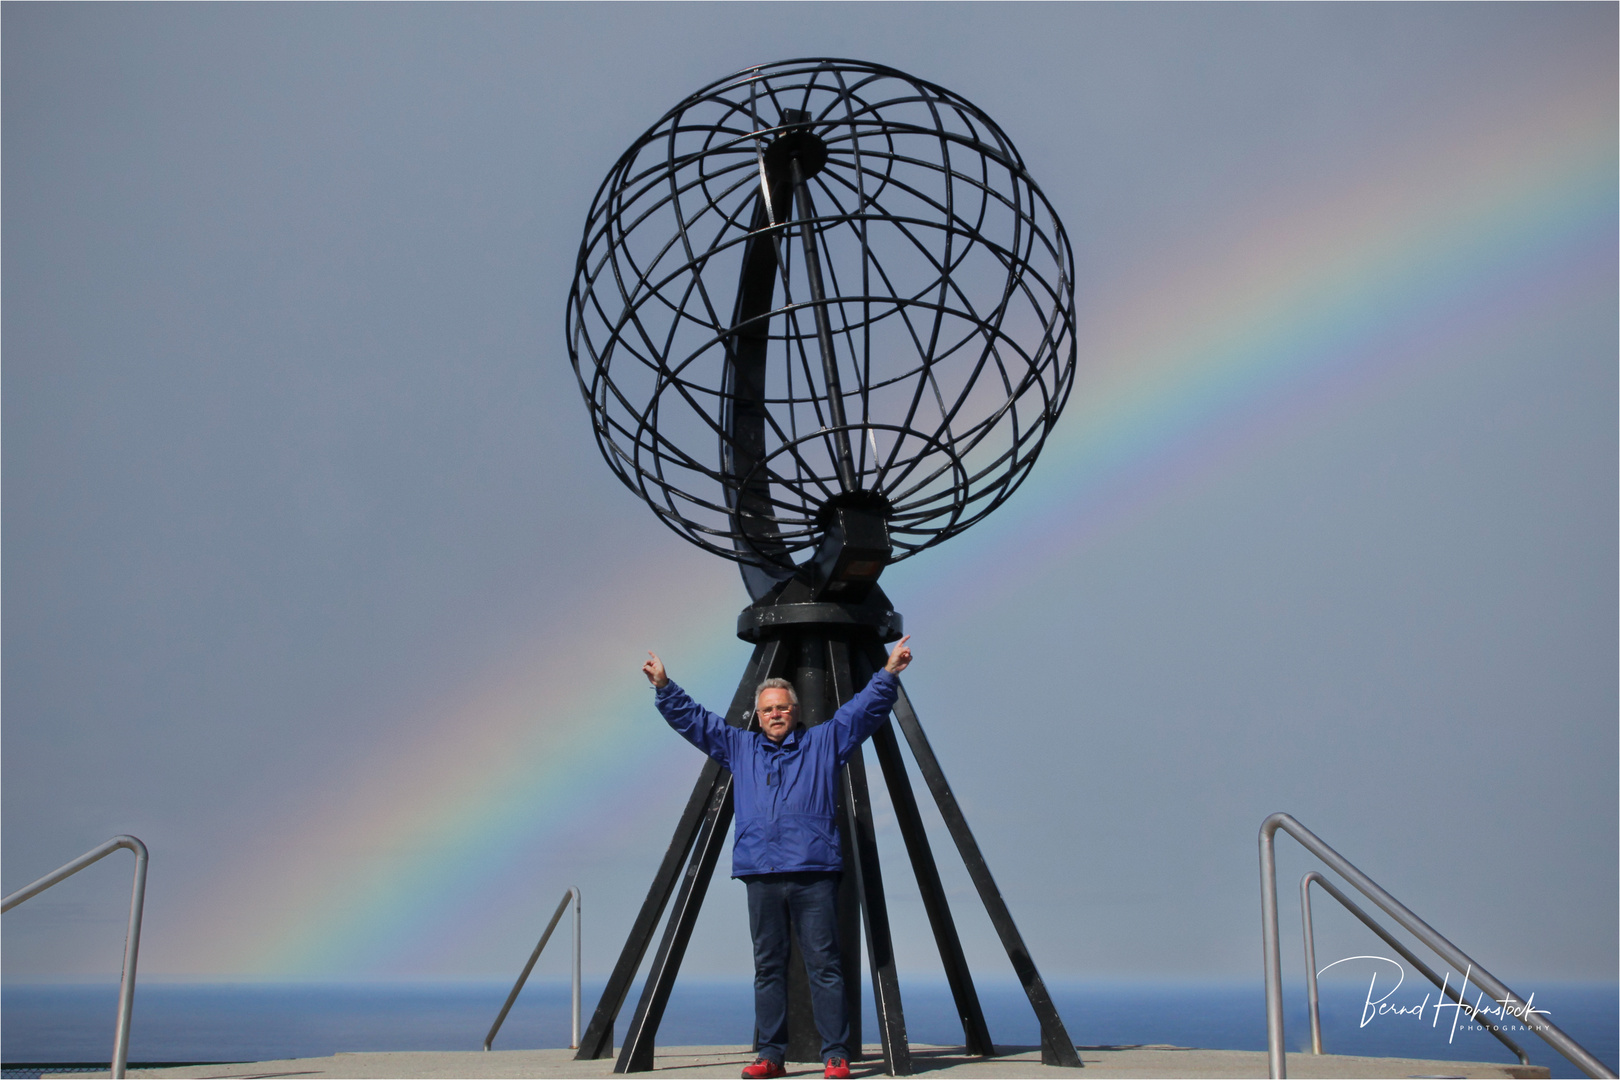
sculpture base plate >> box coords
[736,601,903,643]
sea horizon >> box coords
[3,977,1613,1079]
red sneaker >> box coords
[741,1060,786,1079]
[824,1059,851,1079]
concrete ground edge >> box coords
[44,1042,1551,1079]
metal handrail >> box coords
[2,836,150,1080]
[485,887,581,1051]
[1300,870,1530,1065]
[1260,812,1614,1080]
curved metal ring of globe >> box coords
[567,57,1076,597]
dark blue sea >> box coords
[2,979,1614,1078]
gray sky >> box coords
[4,2,1615,997]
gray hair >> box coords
[755,677,799,710]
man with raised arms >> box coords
[642,635,913,1080]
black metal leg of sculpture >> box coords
[611,638,787,1072]
[833,778,863,1058]
[867,721,995,1055]
[575,754,724,1060]
[847,645,996,1056]
[848,649,996,1057]
[615,774,737,1073]
[830,639,912,1076]
[577,640,778,1062]
[839,750,910,1075]
[865,649,1082,1069]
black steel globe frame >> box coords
[567,57,1076,597]
[565,59,1082,1076]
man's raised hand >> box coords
[643,651,669,689]
[884,635,913,674]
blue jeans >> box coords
[743,871,850,1064]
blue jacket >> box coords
[655,669,899,877]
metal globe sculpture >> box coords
[567,58,1076,584]
[566,61,1083,1077]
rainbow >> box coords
[174,70,1614,977]
[173,565,754,975]
[888,73,1616,614]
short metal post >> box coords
[1259,820,1287,1078]
[113,842,149,1080]
[3,836,149,1080]
[1300,874,1322,1055]
[572,886,582,1049]
[485,887,582,1052]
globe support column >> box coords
[566,57,1085,1076]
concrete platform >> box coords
[52,1044,1550,1079]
